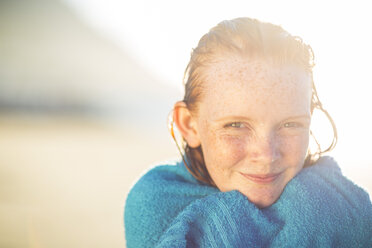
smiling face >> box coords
[192,57,312,208]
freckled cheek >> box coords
[278,134,310,162]
[216,135,248,166]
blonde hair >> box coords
[171,17,337,186]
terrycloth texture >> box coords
[124,157,372,247]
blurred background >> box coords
[1,0,371,247]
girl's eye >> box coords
[225,122,245,128]
[283,122,302,128]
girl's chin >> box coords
[240,189,282,208]
[252,199,277,209]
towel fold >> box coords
[125,157,372,247]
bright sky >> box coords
[64,0,372,180]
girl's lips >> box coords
[240,172,282,184]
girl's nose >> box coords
[246,133,280,165]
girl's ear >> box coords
[173,101,201,148]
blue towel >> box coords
[124,157,372,247]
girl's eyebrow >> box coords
[214,115,311,122]
[213,116,254,122]
[283,115,311,121]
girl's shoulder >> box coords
[124,160,218,247]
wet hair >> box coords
[171,17,337,186]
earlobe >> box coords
[173,101,201,148]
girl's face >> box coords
[193,57,312,208]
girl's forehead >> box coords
[204,58,311,96]
[207,58,307,83]
[198,58,312,120]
